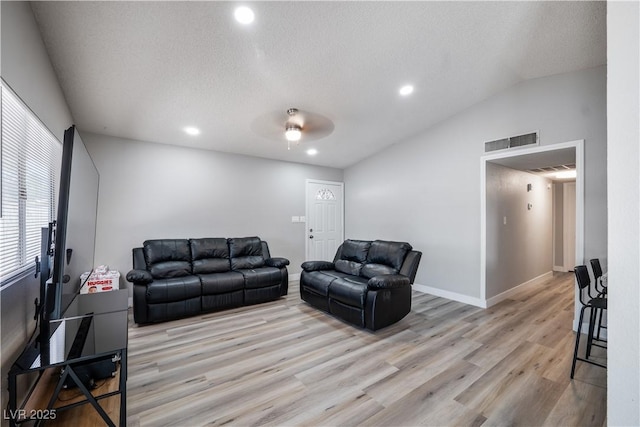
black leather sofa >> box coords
[300,239,421,331]
[126,237,289,324]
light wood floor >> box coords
[126,273,607,427]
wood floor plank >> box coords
[123,272,607,427]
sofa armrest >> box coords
[265,257,290,268]
[301,261,335,272]
[126,269,153,285]
[368,274,410,290]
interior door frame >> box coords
[480,140,584,314]
[563,181,577,272]
[305,179,345,261]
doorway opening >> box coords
[480,140,584,325]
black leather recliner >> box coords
[126,237,289,324]
[300,239,421,331]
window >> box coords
[1,81,61,286]
[315,188,336,200]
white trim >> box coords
[288,273,301,282]
[553,265,566,272]
[480,140,585,326]
[412,283,486,308]
[562,181,577,272]
[304,179,345,262]
[485,271,553,308]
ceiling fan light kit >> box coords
[250,107,334,150]
[285,124,302,142]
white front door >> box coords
[306,180,344,261]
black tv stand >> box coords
[7,290,128,426]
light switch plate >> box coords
[299,216,306,222]
[291,216,300,223]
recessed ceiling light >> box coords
[234,6,255,24]
[306,148,318,156]
[184,126,200,136]
[399,84,414,96]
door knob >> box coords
[309,235,314,239]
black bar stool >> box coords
[570,265,607,378]
[590,258,607,296]
[589,258,607,341]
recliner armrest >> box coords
[265,257,290,268]
[301,261,335,272]
[126,269,153,285]
[368,274,410,290]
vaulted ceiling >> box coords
[31,1,606,168]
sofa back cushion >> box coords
[360,240,412,279]
[190,238,231,274]
[339,240,371,263]
[229,237,265,269]
[332,240,371,277]
[143,239,192,279]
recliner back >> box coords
[333,240,371,276]
[332,239,417,281]
[143,239,192,279]
[361,240,412,279]
[190,238,231,274]
[229,237,265,269]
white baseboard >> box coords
[485,271,554,308]
[413,271,554,309]
[412,283,486,308]
[288,273,301,282]
[553,265,566,272]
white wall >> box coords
[485,163,552,299]
[607,2,640,425]
[0,1,74,415]
[0,2,72,140]
[344,66,607,301]
[82,133,343,289]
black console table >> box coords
[8,290,128,426]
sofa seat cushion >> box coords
[146,276,201,304]
[238,267,282,289]
[199,271,245,295]
[328,276,369,308]
[190,238,231,274]
[360,263,398,279]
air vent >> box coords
[484,131,539,153]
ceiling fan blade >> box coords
[297,111,334,140]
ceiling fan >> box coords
[251,108,335,150]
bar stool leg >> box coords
[571,306,587,379]
[587,307,597,359]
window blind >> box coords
[1,81,61,283]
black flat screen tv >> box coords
[38,125,99,364]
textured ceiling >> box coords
[30,1,606,168]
